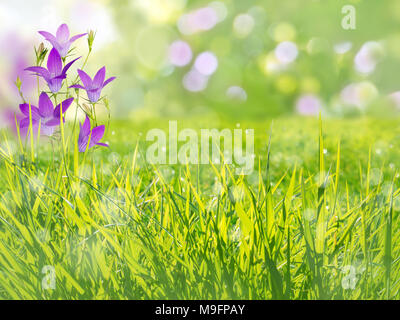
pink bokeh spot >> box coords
[168,40,193,67]
[182,69,208,92]
[389,91,400,109]
[296,94,322,116]
[275,41,298,64]
[193,7,218,31]
[194,52,218,76]
[177,7,218,35]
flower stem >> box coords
[92,103,98,126]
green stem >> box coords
[70,92,80,143]
[92,103,98,126]
[72,49,92,84]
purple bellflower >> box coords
[39,24,87,58]
[25,48,80,93]
[19,92,73,136]
[78,115,108,152]
[70,66,115,103]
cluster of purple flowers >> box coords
[19,23,115,152]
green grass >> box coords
[0,116,400,299]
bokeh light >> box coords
[354,42,384,74]
[340,82,378,109]
[233,14,255,38]
[226,86,247,101]
[183,69,208,92]
[208,1,228,22]
[2,0,400,120]
[132,0,187,24]
[334,42,353,55]
[296,94,323,116]
[389,91,400,109]
[194,51,218,76]
[178,6,218,35]
[271,22,296,42]
[275,41,298,64]
[135,26,172,70]
[168,40,192,67]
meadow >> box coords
[1,0,400,302]
[0,116,399,299]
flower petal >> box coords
[19,117,32,129]
[56,24,70,43]
[19,117,39,135]
[62,56,81,75]
[38,92,54,118]
[25,66,50,80]
[38,31,57,42]
[69,84,85,90]
[69,33,87,43]
[81,115,91,137]
[77,69,93,89]
[78,139,88,152]
[47,78,63,93]
[87,88,102,103]
[45,117,64,126]
[102,77,116,88]
[53,74,67,80]
[47,48,62,75]
[53,97,74,117]
[93,66,106,88]
[39,31,65,56]
[95,142,109,148]
[40,124,55,136]
[19,104,40,119]
[90,125,105,144]
[78,116,92,152]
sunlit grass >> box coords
[0,117,399,299]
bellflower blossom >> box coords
[78,115,108,152]
[39,24,87,58]
[70,66,115,103]
[16,23,113,152]
[25,48,80,93]
[19,92,73,136]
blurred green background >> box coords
[1,0,400,122]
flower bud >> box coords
[82,103,92,115]
[37,42,45,54]
[35,42,48,66]
[87,30,96,52]
[15,77,22,91]
[103,97,110,109]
